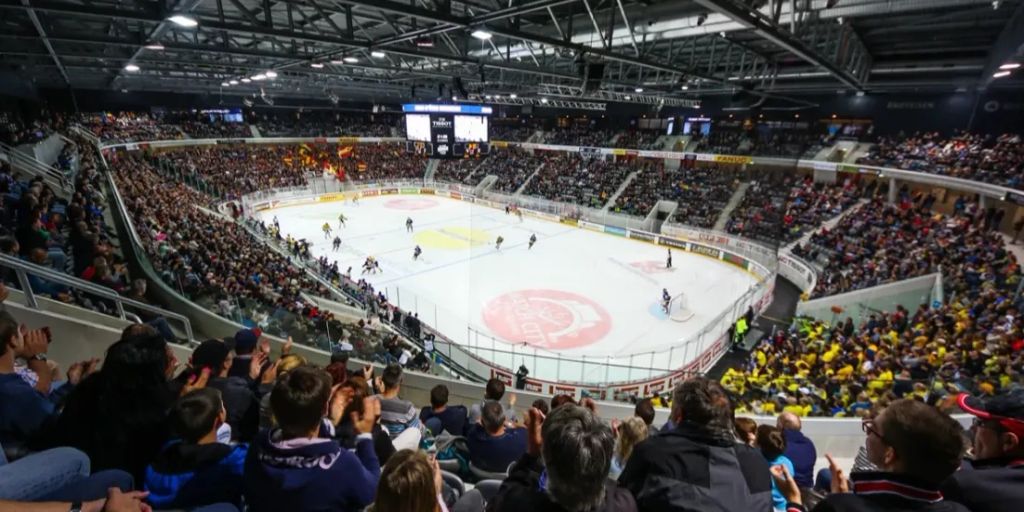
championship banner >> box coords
[712,154,753,165]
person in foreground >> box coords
[771,399,969,512]
[368,449,445,512]
[617,376,773,511]
[244,365,381,512]
[939,390,1024,512]
[488,403,636,512]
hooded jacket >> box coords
[244,429,380,512]
[144,440,247,509]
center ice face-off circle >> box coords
[414,226,492,249]
[384,197,438,210]
[482,289,612,350]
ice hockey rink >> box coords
[259,194,760,383]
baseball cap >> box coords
[958,389,1024,437]
[232,328,261,354]
[191,339,230,373]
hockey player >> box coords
[662,288,671,315]
[406,217,414,232]
[528,234,537,250]
[322,222,332,239]
[338,212,347,228]
[413,245,422,261]
[515,209,524,222]
[495,236,504,250]
[332,236,342,252]
[361,257,373,275]
[666,248,673,269]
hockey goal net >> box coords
[668,292,696,322]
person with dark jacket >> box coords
[145,388,247,509]
[940,391,1024,512]
[244,365,381,512]
[774,398,970,512]
[617,377,774,511]
[189,339,268,443]
[778,412,817,489]
[467,401,526,473]
[489,404,637,512]
[334,376,396,465]
[420,385,467,436]
[226,328,265,380]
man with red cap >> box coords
[941,389,1024,512]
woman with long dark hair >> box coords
[50,328,176,482]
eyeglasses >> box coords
[862,419,889,444]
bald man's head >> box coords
[778,411,802,431]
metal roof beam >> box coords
[978,0,1024,88]
[692,0,862,90]
[19,0,71,86]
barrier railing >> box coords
[1,141,73,192]
[0,253,195,342]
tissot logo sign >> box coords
[431,118,453,129]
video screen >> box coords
[454,115,489,143]
[405,114,431,142]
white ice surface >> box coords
[261,195,757,382]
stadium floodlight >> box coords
[624,95,631,100]
[265,71,278,78]
[1000,63,1020,70]
[681,85,689,90]
[241,78,251,83]
[471,30,492,40]
[251,74,267,81]
[993,71,1012,78]
[221,82,230,87]
[311,62,325,68]
[635,87,643,93]
[167,15,198,28]
[344,57,359,63]
[541,97,549,103]
[144,43,164,50]
[229,80,239,85]
[124,64,140,72]
[509,93,517,98]
[371,51,386,58]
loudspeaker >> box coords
[582,63,605,92]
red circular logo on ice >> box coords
[630,260,673,274]
[482,289,612,350]
[384,198,438,210]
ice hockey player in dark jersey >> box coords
[406,217,414,232]
[495,236,504,250]
[528,234,537,250]
[413,245,422,261]
[332,236,341,252]
[662,288,671,314]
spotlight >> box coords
[509,93,517,98]
[144,43,164,50]
[993,71,1011,78]
[1000,63,1020,70]
[241,78,251,83]
[625,95,631,100]
[167,15,198,28]
[252,74,267,81]
[343,57,358,63]
[371,51,386,58]
[265,71,278,78]
[541,97,549,103]
[471,30,492,40]
[310,62,324,68]
[229,80,239,85]
[124,64,140,72]
[681,85,689,90]
[221,82,230,87]
[635,87,643,93]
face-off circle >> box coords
[384,198,438,210]
[482,289,612,350]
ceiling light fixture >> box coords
[471,30,492,40]
[167,15,198,28]
[344,57,358,63]
[229,80,239,85]
[251,74,267,81]
[311,62,324,68]
[681,85,689,90]
[371,51,386,58]
[509,93,517,98]
[541,97,549,103]
[241,78,251,83]
[635,87,643,93]
[999,63,1020,70]
[624,95,631,100]
[144,43,165,50]
[993,70,1011,78]
[265,71,278,78]
[221,82,230,87]
[124,64,140,72]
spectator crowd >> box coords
[858,132,1024,190]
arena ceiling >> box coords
[1,0,1022,107]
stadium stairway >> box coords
[424,158,441,181]
[782,199,868,251]
[512,162,546,196]
[249,124,262,138]
[601,171,639,212]
[713,181,752,231]
[0,141,74,194]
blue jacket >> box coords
[144,441,247,509]
[782,429,817,489]
[244,429,380,512]
[0,372,70,448]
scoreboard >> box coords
[403,104,491,159]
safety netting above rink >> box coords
[240,178,783,399]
